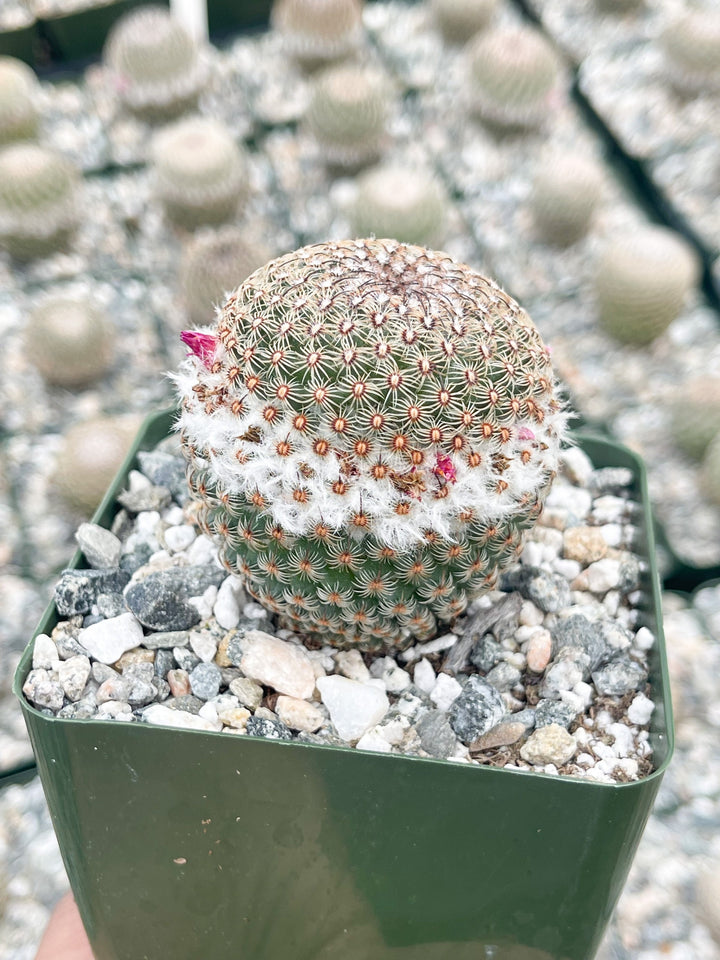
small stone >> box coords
[75,523,122,569]
[470,634,503,672]
[228,676,264,710]
[399,633,458,663]
[92,662,117,684]
[58,698,98,720]
[520,723,577,766]
[32,634,59,670]
[627,692,654,725]
[412,657,436,694]
[189,662,222,700]
[449,675,506,742]
[124,565,225,631]
[599,621,632,654]
[142,703,221,731]
[525,629,553,673]
[78,612,144,664]
[369,656,411,693]
[540,659,584,699]
[563,526,608,564]
[534,698,578,729]
[98,701,133,719]
[316,675,389,742]
[57,655,91,702]
[560,447,594,486]
[173,646,200,673]
[417,710,460,759]
[115,648,154,671]
[511,707,537,729]
[96,593,127,619]
[167,668,191,696]
[552,614,607,669]
[137,450,188,502]
[500,567,571,613]
[430,673,463,711]
[356,729,393,753]
[275,695,325,733]
[471,720,525,750]
[52,620,85,659]
[186,534,218,566]
[96,675,133,704]
[592,658,647,696]
[485,661,521,692]
[189,631,218,663]
[23,669,65,712]
[334,648,370,682]
[240,630,316,699]
[117,484,171,513]
[166,694,203,714]
[54,568,130,616]
[163,525,196,553]
[217,706,251,729]
[583,558,621,594]
[213,577,243,630]
[142,630,190,650]
[634,627,655,650]
[246,715,293,740]
[188,585,217,620]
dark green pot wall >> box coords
[14,410,674,960]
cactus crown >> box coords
[271,0,363,63]
[25,295,114,389]
[467,25,562,127]
[306,63,390,167]
[595,226,699,345]
[0,56,40,145]
[430,0,498,44]
[104,5,206,116]
[660,9,720,93]
[177,239,567,648]
[351,163,446,247]
[530,152,603,246]
[181,228,271,325]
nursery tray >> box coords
[15,408,674,960]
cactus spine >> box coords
[0,142,80,260]
[350,163,447,247]
[594,226,699,345]
[25,295,115,389]
[177,238,567,650]
[530,152,603,246]
[271,0,364,68]
[0,56,40,145]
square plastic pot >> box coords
[14,409,674,960]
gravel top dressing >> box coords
[23,432,657,784]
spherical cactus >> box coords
[701,431,720,506]
[659,9,720,96]
[271,0,364,69]
[103,4,207,120]
[350,163,447,247]
[54,417,137,515]
[668,377,720,461]
[594,226,699,346]
[0,56,40,145]
[530,152,603,246]
[0,142,80,260]
[24,294,115,389]
[430,0,498,45]
[177,238,567,650]
[466,24,563,130]
[594,0,643,12]
[305,63,391,169]
[151,117,249,230]
[181,228,271,325]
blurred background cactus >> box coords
[24,294,115,389]
[659,8,720,96]
[594,226,700,345]
[181,228,271,325]
[466,24,563,130]
[430,0,498,45]
[103,4,207,120]
[0,142,80,260]
[271,0,364,69]
[151,116,249,229]
[0,56,40,145]
[529,152,603,246]
[177,238,567,649]
[349,163,447,247]
[668,377,720,462]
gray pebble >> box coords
[57,655,91,702]
[540,659,584,699]
[449,675,506,742]
[57,698,98,720]
[119,543,154,575]
[82,614,105,628]
[91,662,118,684]
[485,661,522,692]
[166,694,203,714]
[122,663,154,683]
[154,649,175,678]
[52,620,85,659]
[173,647,200,673]
[592,658,647,696]
[510,707,536,729]
[137,451,189,503]
[127,679,157,707]
[534,698,579,729]
[224,634,245,667]
[501,567,571,613]
[220,666,244,686]
[96,592,127,619]
[54,568,130,617]
[152,677,171,701]
[552,615,607,669]
[22,669,65,712]
[75,523,122,569]
[417,710,459,759]
[246,715,293,740]
[588,468,634,493]
[470,634,503,672]
[618,554,642,594]
[189,662,222,700]
[117,485,171,513]
[142,630,190,650]
[229,676,264,710]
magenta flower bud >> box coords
[518,427,535,441]
[180,330,218,368]
[433,453,457,484]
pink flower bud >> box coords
[433,454,457,484]
[181,331,218,368]
[518,427,535,441]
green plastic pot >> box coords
[14,409,674,960]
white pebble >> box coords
[634,627,655,650]
[561,447,594,485]
[356,729,393,753]
[520,541,544,566]
[135,510,161,537]
[627,692,655,725]
[519,600,544,626]
[316,675,389,742]
[143,703,222,732]
[600,523,624,547]
[608,722,635,758]
[520,724,577,765]
[275,695,325,733]
[334,649,370,682]
[376,716,409,745]
[370,656,411,693]
[78,613,144,664]
[554,558,581,580]
[592,495,627,524]
[186,534,219,566]
[213,576,242,630]
[584,558,621,593]
[57,655,91,702]
[32,634,59,670]
[189,631,218,663]
[98,701,132,718]
[430,673,463,711]
[198,701,219,723]
[188,585,217,620]
[163,506,185,525]
[399,633,457,663]
[241,630,316,699]
[163,524,196,553]
[547,485,592,519]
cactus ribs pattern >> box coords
[177,239,567,649]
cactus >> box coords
[660,9,720,96]
[271,0,364,69]
[594,226,699,346]
[530,152,603,246]
[668,377,720,461]
[151,117,249,230]
[594,0,643,11]
[702,431,720,506]
[176,238,567,650]
[0,56,40,145]
[305,63,391,169]
[0,142,80,260]
[466,25,563,130]
[430,0,498,45]
[350,163,447,247]
[103,4,207,120]
[181,228,271,325]
[54,417,138,515]
[25,294,115,389]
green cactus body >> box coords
[25,295,115,389]
[151,117,249,230]
[271,0,364,68]
[305,63,391,169]
[530,152,603,246]
[660,10,720,95]
[0,142,80,260]
[54,417,138,515]
[103,5,207,120]
[466,25,562,130]
[181,228,271,325]
[350,164,446,247]
[430,0,498,45]
[177,238,567,650]
[0,56,40,145]
[669,377,720,461]
[595,226,699,346]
